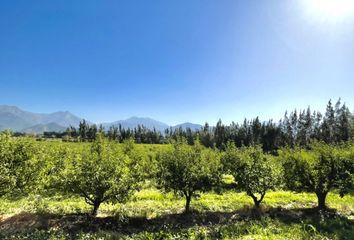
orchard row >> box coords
[0,132,353,216]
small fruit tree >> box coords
[222,142,277,208]
[281,142,354,209]
[157,138,222,213]
[57,133,139,216]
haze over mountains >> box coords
[101,117,169,132]
[0,105,82,133]
[0,105,202,134]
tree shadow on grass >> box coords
[0,206,353,239]
[266,207,354,240]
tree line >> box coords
[0,131,353,216]
[56,99,354,153]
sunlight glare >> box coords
[301,0,354,22]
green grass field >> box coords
[1,188,353,239]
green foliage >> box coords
[54,133,139,216]
[281,142,354,209]
[38,145,73,195]
[122,139,158,181]
[222,142,278,208]
[0,131,38,197]
[157,138,222,213]
[0,133,353,238]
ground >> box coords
[0,189,353,239]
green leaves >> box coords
[222,143,278,207]
[1,129,353,215]
[157,138,222,212]
[280,142,354,209]
[53,133,140,215]
[0,131,38,197]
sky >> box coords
[0,0,353,125]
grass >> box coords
[0,189,353,239]
[2,190,353,217]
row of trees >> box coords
[58,100,353,153]
[1,131,353,215]
[197,99,353,151]
[161,139,353,212]
[64,120,165,144]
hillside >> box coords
[0,106,202,134]
[22,122,67,134]
[0,105,83,132]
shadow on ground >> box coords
[0,207,353,239]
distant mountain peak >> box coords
[0,105,23,112]
[53,110,71,114]
[102,117,202,132]
[0,105,84,133]
[0,105,202,134]
[172,122,203,131]
[102,116,170,132]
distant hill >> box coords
[172,122,203,131]
[22,123,67,134]
[40,111,83,127]
[102,117,170,132]
[0,105,202,134]
[102,118,203,133]
[0,105,83,133]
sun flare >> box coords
[301,0,354,22]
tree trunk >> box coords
[316,192,328,210]
[250,194,261,209]
[185,193,192,214]
[91,201,101,216]
[254,199,260,209]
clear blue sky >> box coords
[0,0,353,125]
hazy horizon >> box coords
[0,99,351,127]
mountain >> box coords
[40,111,83,127]
[0,105,203,134]
[102,118,203,132]
[0,105,83,132]
[102,117,170,132]
[172,122,203,131]
[22,123,67,134]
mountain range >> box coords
[0,105,202,134]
